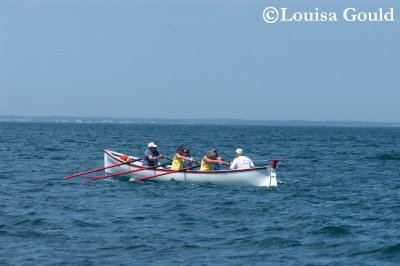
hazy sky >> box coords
[1,0,399,122]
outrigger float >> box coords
[103,149,282,187]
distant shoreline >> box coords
[1,115,399,127]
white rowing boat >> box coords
[104,149,280,187]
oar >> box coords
[221,161,230,167]
[64,159,140,179]
[135,164,200,181]
[87,161,172,181]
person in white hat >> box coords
[230,148,254,170]
[142,142,165,166]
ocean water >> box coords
[0,122,399,265]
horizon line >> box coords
[0,114,399,126]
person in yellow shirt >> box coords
[171,146,196,170]
[200,150,225,171]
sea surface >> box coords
[0,122,399,265]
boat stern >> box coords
[260,167,276,187]
[262,159,283,187]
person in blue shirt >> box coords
[212,149,226,170]
[142,142,165,167]
[182,148,197,168]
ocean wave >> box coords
[376,154,400,161]
[350,243,400,260]
[223,236,302,249]
[313,225,352,237]
[376,243,400,259]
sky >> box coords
[0,0,399,122]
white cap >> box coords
[148,142,158,148]
[235,148,243,155]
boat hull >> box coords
[104,149,278,187]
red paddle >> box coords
[87,162,172,181]
[64,160,137,179]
